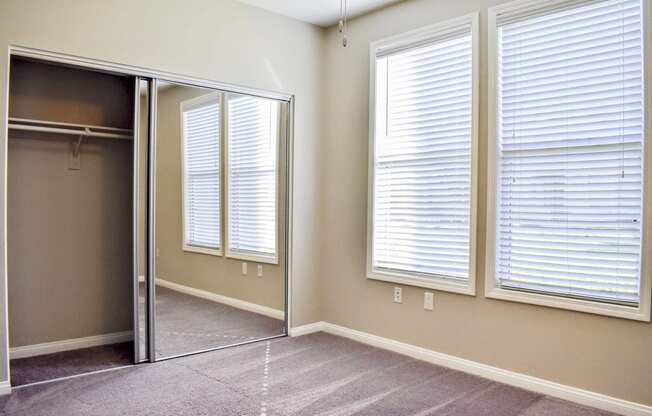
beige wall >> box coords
[155,85,286,311]
[319,0,652,407]
[7,59,134,347]
[0,0,325,382]
[3,0,645,408]
[8,138,134,347]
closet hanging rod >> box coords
[9,117,133,140]
[8,124,132,140]
[9,117,133,134]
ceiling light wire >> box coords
[338,0,348,47]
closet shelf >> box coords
[8,117,133,140]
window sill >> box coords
[182,244,222,257]
[485,286,651,322]
[226,250,278,265]
[367,268,475,296]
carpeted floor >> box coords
[154,285,286,358]
[2,332,616,416]
[9,343,132,387]
[10,285,283,387]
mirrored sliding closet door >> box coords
[152,80,288,360]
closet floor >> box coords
[10,342,132,386]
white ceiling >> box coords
[236,0,404,27]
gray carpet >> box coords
[9,343,132,387]
[10,285,282,387]
[154,285,285,358]
[2,332,617,416]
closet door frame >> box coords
[134,77,156,364]
[4,46,295,367]
[147,79,157,362]
[132,76,144,363]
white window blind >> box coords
[371,22,474,283]
[495,0,645,304]
[182,95,221,251]
[227,95,278,262]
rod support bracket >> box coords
[70,128,90,170]
[72,128,90,158]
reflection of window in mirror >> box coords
[180,92,222,256]
[226,95,279,264]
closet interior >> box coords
[7,57,137,386]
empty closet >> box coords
[7,57,138,386]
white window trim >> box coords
[485,0,652,321]
[224,94,280,265]
[180,92,224,257]
[366,13,480,296]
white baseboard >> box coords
[9,331,134,360]
[155,278,285,320]
[290,322,651,416]
[289,321,325,337]
[0,381,11,396]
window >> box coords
[226,95,279,264]
[367,14,479,294]
[487,0,651,320]
[181,93,222,255]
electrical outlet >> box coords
[257,264,263,277]
[156,248,160,258]
[242,262,247,275]
[393,287,402,303]
[424,292,434,310]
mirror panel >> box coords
[153,81,287,359]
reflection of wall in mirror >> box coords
[154,85,286,313]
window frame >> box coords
[366,13,480,296]
[180,92,224,257]
[224,93,281,265]
[485,0,652,321]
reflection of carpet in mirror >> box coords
[153,286,285,358]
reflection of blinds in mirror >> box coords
[182,97,221,250]
[227,96,278,261]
